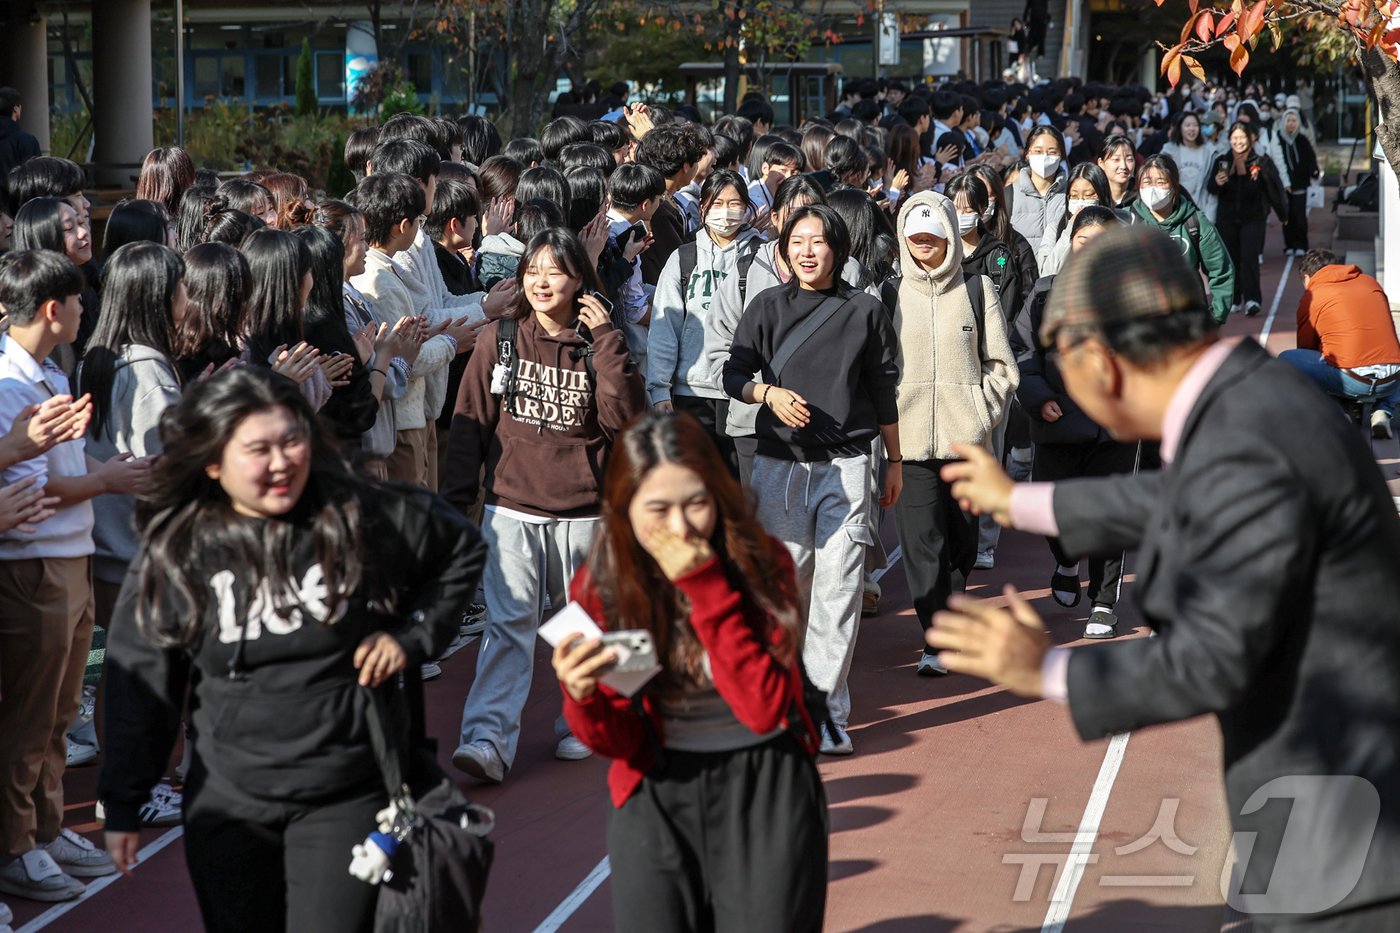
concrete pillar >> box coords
[92,0,154,185]
[1377,140,1400,311]
[2,11,51,156]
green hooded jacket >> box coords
[1130,196,1237,324]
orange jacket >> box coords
[1296,264,1400,370]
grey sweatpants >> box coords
[751,453,871,728]
[458,508,596,770]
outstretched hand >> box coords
[926,586,1050,697]
[941,443,1015,527]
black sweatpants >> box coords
[734,435,758,488]
[1283,191,1308,252]
[1032,439,1139,607]
[894,459,977,642]
[183,765,385,933]
[673,395,738,479]
[607,734,828,933]
[1217,218,1266,305]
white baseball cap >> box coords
[903,203,947,239]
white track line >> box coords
[1040,731,1132,933]
[1257,253,1295,348]
[17,827,185,933]
[532,855,612,933]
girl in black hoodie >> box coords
[98,368,483,933]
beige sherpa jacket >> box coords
[892,190,1019,461]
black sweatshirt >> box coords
[97,485,485,831]
[723,283,899,462]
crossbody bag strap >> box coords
[364,684,406,799]
[769,294,850,382]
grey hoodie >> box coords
[83,345,182,584]
[647,227,763,404]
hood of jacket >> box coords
[895,191,964,296]
[113,343,175,371]
[480,231,525,255]
[1309,263,1362,288]
[1277,108,1303,143]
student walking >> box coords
[98,367,482,933]
[553,412,826,933]
[1208,122,1287,317]
[443,228,645,783]
[722,204,901,755]
[648,169,762,474]
[887,192,1016,674]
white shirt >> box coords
[0,334,95,559]
[606,210,649,325]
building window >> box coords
[316,51,345,100]
[405,51,432,94]
[255,55,285,99]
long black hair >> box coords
[1054,163,1113,239]
[80,242,185,439]
[242,228,313,365]
[12,197,71,253]
[289,224,356,358]
[175,184,218,251]
[102,199,171,260]
[826,185,896,286]
[133,367,365,647]
[174,242,247,382]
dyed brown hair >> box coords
[136,147,196,214]
[586,411,801,688]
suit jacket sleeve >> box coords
[1052,469,1162,559]
[1065,435,1314,738]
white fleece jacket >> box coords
[893,191,1018,461]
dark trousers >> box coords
[608,734,827,933]
[1033,439,1139,607]
[1218,218,1266,305]
[1259,899,1400,932]
[734,435,758,488]
[183,766,385,933]
[673,395,738,479]
[894,459,977,640]
[1283,191,1308,251]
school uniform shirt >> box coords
[0,334,94,559]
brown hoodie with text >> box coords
[442,313,645,518]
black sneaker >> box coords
[1244,301,1262,317]
[459,603,487,637]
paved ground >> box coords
[10,202,1398,933]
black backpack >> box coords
[495,317,596,418]
[677,237,764,309]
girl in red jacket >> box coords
[553,411,827,933]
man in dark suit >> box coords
[932,226,1400,931]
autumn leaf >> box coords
[1168,54,1183,85]
[1230,40,1250,74]
[1195,11,1215,41]
[1215,11,1238,36]
[1160,44,1182,76]
[1240,0,1267,40]
[1182,54,1207,81]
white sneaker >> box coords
[420,661,443,681]
[65,737,98,768]
[95,782,182,827]
[451,741,505,783]
[554,734,593,761]
[1371,409,1393,440]
[44,829,115,879]
[974,549,995,570]
[0,849,85,902]
[1,899,13,925]
[819,723,854,755]
[917,652,949,676]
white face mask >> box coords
[982,201,997,222]
[956,212,979,234]
[1029,154,1061,179]
[1067,198,1097,216]
[704,207,745,237]
[1139,186,1174,211]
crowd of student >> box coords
[0,67,1393,932]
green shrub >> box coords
[295,39,317,118]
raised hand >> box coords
[270,342,321,385]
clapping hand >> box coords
[319,352,355,388]
[0,394,93,465]
[0,476,60,534]
[940,443,1015,527]
[927,587,1051,697]
[270,342,321,385]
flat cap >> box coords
[1041,225,1205,346]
